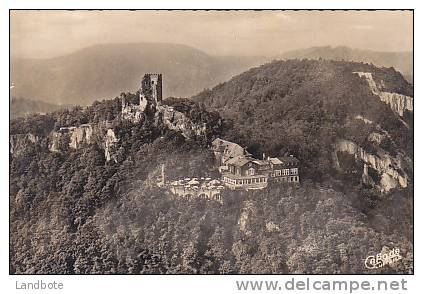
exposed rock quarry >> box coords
[354,72,413,117]
[155,104,207,139]
[334,139,409,193]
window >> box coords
[291,168,298,175]
[283,169,290,176]
[248,168,255,176]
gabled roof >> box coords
[253,159,270,166]
[269,157,283,165]
[225,156,251,167]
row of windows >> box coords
[223,176,267,185]
[278,168,298,176]
[274,176,299,182]
[223,175,299,186]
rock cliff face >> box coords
[354,72,413,117]
[104,129,119,162]
[238,200,255,236]
[49,124,93,152]
[49,122,118,162]
[333,139,409,193]
[12,100,214,163]
[10,133,39,157]
[155,104,208,139]
[69,125,93,149]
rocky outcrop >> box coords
[49,132,62,153]
[354,115,373,125]
[48,122,119,162]
[367,132,385,145]
[69,124,93,149]
[238,200,254,236]
[155,105,207,139]
[334,139,409,193]
[354,72,413,117]
[10,133,39,156]
[49,124,93,151]
[104,129,119,162]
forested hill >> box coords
[10,60,413,274]
[193,59,413,187]
[11,43,266,106]
[278,46,413,83]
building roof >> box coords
[252,160,270,166]
[268,157,283,165]
[225,156,251,167]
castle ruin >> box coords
[122,73,163,121]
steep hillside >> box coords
[279,46,413,82]
[193,59,413,194]
[11,43,266,105]
[10,62,413,273]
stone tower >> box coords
[139,73,162,113]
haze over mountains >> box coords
[10,43,267,106]
[10,43,412,110]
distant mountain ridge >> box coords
[11,43,267,106]
[279,46,413,82]
[10,97,69,119]
[10,43,413,108]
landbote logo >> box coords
[365,247,402,269]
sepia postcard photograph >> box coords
[9,9,413,279]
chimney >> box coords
[262,153,266,160]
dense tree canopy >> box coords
[10,59,413,274]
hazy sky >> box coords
[11,10,413,59]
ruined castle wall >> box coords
[156,105,207,139]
